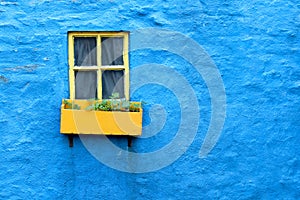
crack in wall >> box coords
[0,75,8,83]
[3,64,39,72]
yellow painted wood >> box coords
[69,31,127,37]
[123,33,130,100]
[68,34,75,99]
[73,66,99,70]
[97,65,125,70]
[97,35,102,99]
[97,70,102,99]
[60,99,142,136]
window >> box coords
[68,31,129,100]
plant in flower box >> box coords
[85,93,142,113]
[63,99,81,110]
[60,93,143,136]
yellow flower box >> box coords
[60,99,142,136]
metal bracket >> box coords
[68,135,74,147]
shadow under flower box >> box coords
[60,99,143,136]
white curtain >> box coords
[74,37,125,99]
[102,70,124,99]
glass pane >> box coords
[74,37,97,66]
[102,70,124,99]
[101,37,124,66]
[75,71,97,99]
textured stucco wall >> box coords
[0,0,299,199]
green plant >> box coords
[86,100,111,111]
[109,92,120,99]
[63,100,81,110]
[129,102,141,112]
[85,93,142,112]
[95,100,112,111]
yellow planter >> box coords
[60,99,142,136]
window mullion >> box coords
[124,34,129,100]
[97,35,102,100]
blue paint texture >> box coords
[0,0,299,199]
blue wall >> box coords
[0,0,299,199]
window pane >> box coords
[102,70,124,99]
[75,71,97,99]
[101,37,124,66]
[74,37,97,66]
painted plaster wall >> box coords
[0,0,299,199]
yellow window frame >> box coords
[68,31,130,100]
